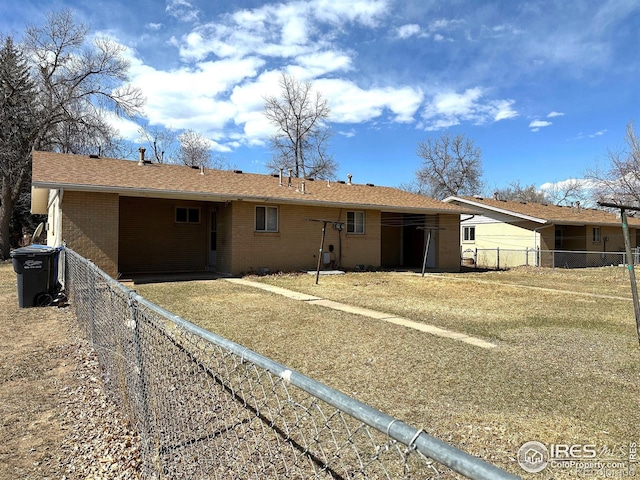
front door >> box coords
[209,210,217,269]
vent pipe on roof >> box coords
[138,147,146,166]
[200,165,205,175]
[347,174,352,185]
[301,180,306,194]
[279,168,283,186]
[288,168,293,187]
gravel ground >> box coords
[54,328,143,480]
[0,283,143,480]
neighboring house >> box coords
[444,195,640,268]
[31,151,470,278]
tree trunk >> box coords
[0,184,14,259]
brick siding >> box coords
[62,191,119,277]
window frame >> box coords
[592,226,601,243]
[175,206,201,224]
[346,210,365,234]
[255,205,279,233]
[463,225,476,242]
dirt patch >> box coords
[0,264,141,479]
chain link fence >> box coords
[462,248,640,270]
[462,248,537,270]
[540,250,640,269]
[62,248,517,479]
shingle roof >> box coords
[32,151,469,214]
[446,195,640,227]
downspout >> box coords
[533,223,554,266]
[47,188,64,248]
[336,208,343,267]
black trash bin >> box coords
[11,245,62,308]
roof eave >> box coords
[31,182,469,215]
[444,196,547,224]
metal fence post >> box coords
[496,247,500,270]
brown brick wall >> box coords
[437,214,461,271]
[62,191,119,277]
[228,202,381,275]
[119,197,209,274]
[61,191,461,276]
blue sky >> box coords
[4,0,639,191]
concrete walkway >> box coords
[225,278,497,349]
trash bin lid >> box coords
[10,244,61,257]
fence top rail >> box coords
[66,248,519,480]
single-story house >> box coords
[31,151,471,278]
[443,195,640,268]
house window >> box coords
[347,211,365,234]
[463,226,475,242]
[176,207,200,224]
[256,206,278,232]
[593,227,601,243]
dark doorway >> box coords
[403,216,425,267]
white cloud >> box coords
[291,51,353,78]
[166,0,199,23]
[312,0,389,27]
[126,46,265,132]
[547,111,564,117]
[589,129,608,137]
[493,100,518,121]
[420,88,517,130]
[428,18,465,32]
[397,24,421,39]
[338,129,357,138]
[103,111,141,141]
[147,23,163,31]
[315,78,423,123]
[529,120,552,128]
[172,0,388,62]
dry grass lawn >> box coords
[134,266,640,478]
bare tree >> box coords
[493,181,550,203]
[263,72,337,179]
[414,132,483,199]
[0,10,144,258]
[542,179,592,206]
[587,122,640,206]
[211,154,233,170]
[492,179,591,206]
[138,124,177,163]
[177,130,211,167]
[25,10,144,153]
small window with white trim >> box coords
[347,211,365,234]
[176,207,200,224]
[256,206,278,232]
[463,226,475,242]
